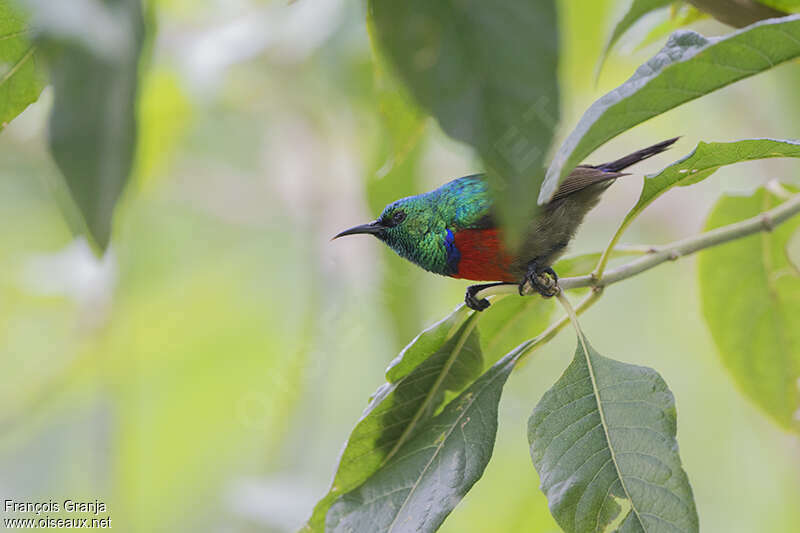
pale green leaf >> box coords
[0,1,44,129]
[542,15,800,203]
[699,187,800,430]
[529,336,698,532]
[369,0,559,243]
[326,350,518,533]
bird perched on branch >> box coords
[334,138,678,311]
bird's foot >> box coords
[519,263,559,298]
[465,284,491,311]
[465,282,514,311]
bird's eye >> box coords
[392,210,407,224]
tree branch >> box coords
[477,192,800,301]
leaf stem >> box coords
[511,290,601,367]
[593,219,629,280]
[555,291,582,336]
[554,285,646,528]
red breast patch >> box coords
[451,228,516,282]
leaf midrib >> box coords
[576,331,645,531]
[385,356,512,532]
[0,45,35,89]
[378,312,479,469]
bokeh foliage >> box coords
[0,1,799,532]
[700,187,800,430]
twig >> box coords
[477,192,800,301]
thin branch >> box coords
[477,192,800,301]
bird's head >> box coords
[333,195,450,273]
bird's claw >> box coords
[465,285,491,311]
[519,264,559,298]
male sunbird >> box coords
[334,138,677,311]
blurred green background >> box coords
[1,0,799,531]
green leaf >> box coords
[326,349,518,533]
[32,0,146,250]
[542,15,800,203]
[303,313,483,531]
[598,0,673,74]
[614,139,800,240]
[699,187,800,430]
[529,335,698,533]
[306,249,654,532]
[0,1,44,128]
[369,0,560,243]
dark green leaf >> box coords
[615,139,800,239]
[0,1,44,128]
[369,0,559,243]
[542,15,800,203]
[699,187,800,430]
[529,336,698,532]
[31,0,145,250]
[306,251,643,532]
[326,349,518,533]
[303,313,482,531]
[598,0,673,74]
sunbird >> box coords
[335,138,678,311]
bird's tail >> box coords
[596,137,679,173]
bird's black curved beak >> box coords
[332,220,384,240]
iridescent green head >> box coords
[334,195,451,274]
[333,175,492,276]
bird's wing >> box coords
[549,166,627,202]
[445,175,498,230]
